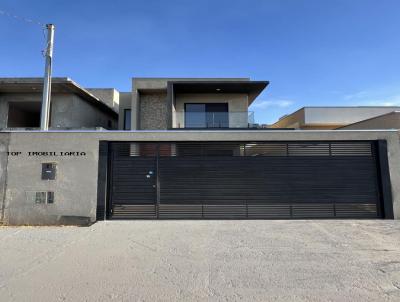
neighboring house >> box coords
[338,111,400,130]
[270,107,400,129]
[0,76,399,225]
[0,78,119,130]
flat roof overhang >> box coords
[169,80,269,105]
[0,78,118,116]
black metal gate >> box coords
[103,141,391,219]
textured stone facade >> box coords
[139,92,168,129]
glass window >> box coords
[185,104,206,128]
[124,109,131,130]
[184,103,228,128]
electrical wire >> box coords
[0,8,49,57]
[0,8,44,27]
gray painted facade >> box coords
[0,130,399,225]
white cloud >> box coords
[367,94,400,106]
[343,90,369,101]
[250,99,294,109]
[343,88,400,107]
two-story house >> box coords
[0,76,398,225]
[122,78,267,131]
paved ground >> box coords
[0,220,400,302]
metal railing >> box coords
[173,111,256,128]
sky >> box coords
[1,0,400,124]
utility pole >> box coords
[40,24,55,131]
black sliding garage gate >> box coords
[97,141,393,220]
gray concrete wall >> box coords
[0,132,10,224]
[118,92,132,130]
[0,93,117,130]
[87,88,120,112]
[1,130,400,225]
[139,92,168,130]
[3,132,99,225]
[51,94,117,129]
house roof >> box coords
[0,77,118,116]
[169,80,269,105]
[132,78,268,105]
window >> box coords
[35,192,47,204]
[34,191,54,204]
[185,104,206,128]
[124,109,131,130]
[184,103,229,128]
[7,102,41,128]
[47,192,54,204]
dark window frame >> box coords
[184,103,229,128]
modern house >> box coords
[123,77,267,130]
[0,77,399,225]
[270,106,400,130]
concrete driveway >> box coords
[0,220,400,302]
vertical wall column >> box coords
[131,90,140,130]
[0,133,10,224]
[96,141,109,220]
[0,98,8,129]
[377,140,394,219]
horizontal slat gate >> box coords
[108,142,382,219]
[158,157,379,219]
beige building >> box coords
[270,107,400,130]
[339,111,400,130]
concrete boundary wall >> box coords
[0,132,10,224]
[1,130,400,225]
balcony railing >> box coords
[173,111,256,128]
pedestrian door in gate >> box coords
[108,143,158,218]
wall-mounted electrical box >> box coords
[42,163,57,180]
